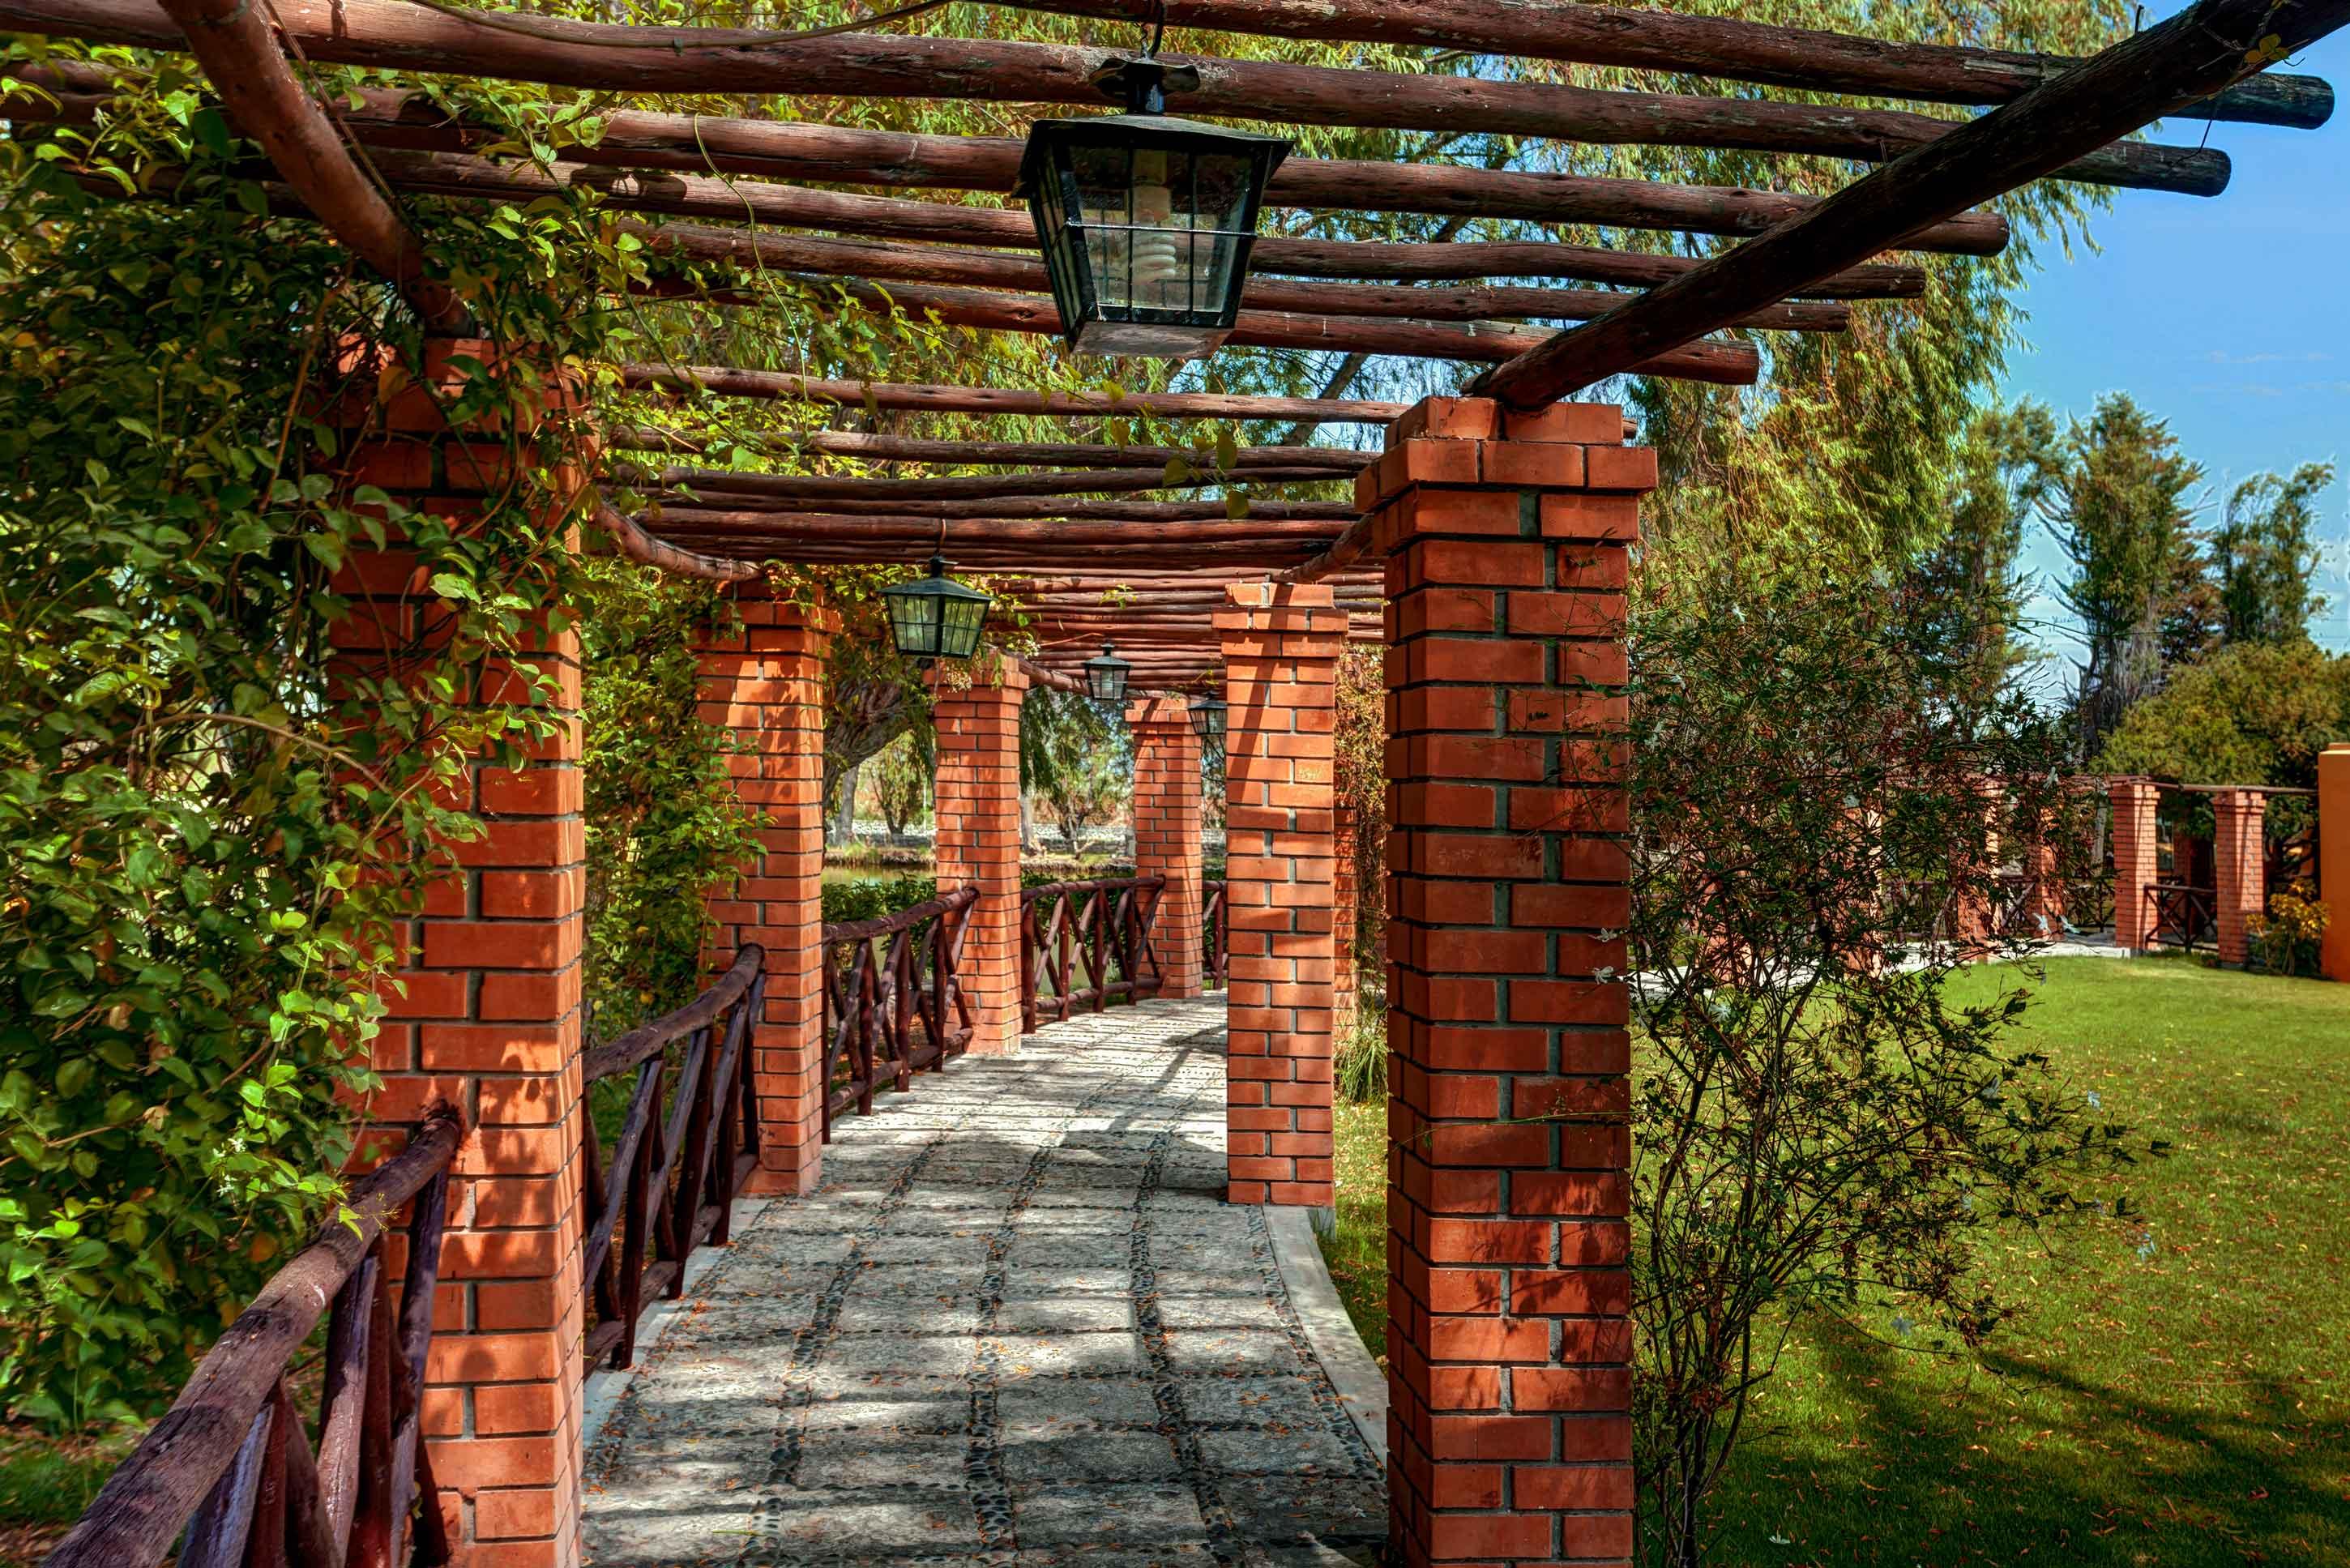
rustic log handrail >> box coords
[820,884,981,1134]
[1019,876,1169,1030]
[1203,878,1230,991]
[44,1110,465,1568]
[2146,882,2219,954]
[581,946,767,1370]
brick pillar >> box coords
[931,658,1029,1052]
[2321,746,2350,982]
[1333,801,1361,1049]
[1216,583,1344,1212]
[2111,779,2161,953]
[2211,788,2267,969]
[1948,780,2002,956]
[1371,395,1647,1568]
[1129,695,1206,999]
[694,589,835,1195]
[2022,809,2066,939]
[327,337,588,1567]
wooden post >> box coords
[1371,394,1647,1568]
[694,587,836,1194]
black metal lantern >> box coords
[1188,693,1226,746]
[1083,641,1133,704]
[1017,58,1290,360]
[879,554,990,661]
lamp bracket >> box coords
[1089,54,1199,113]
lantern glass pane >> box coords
[940,595,988,659]
[885,591,942,658]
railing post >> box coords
[1127,696,1207,998]
[930,656,1030,1052]
[2212,788,2267,969]
[1372,395,1648,1568]
[1215,581,1344,1216]
[323,336,588,1568]
[694,586,837,1196]
[2321,745,2349,981]
[2110,777,2161,955]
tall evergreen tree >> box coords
[2211,463,2337,647]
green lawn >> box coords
[0,1426,129,1567]
[1323,955,2350,1566]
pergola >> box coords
[18,0,2344,1564]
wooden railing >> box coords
[1019,876,1167,1030]
[45,1111,465,1568]
[821,884,980,1134]
[1203,878,1229,990]
[2146,881,2218,952]
[581,944,766,1371]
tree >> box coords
[2211,463,2336,647]
[1900,403,2042,690]
[2098,639,2350,790]
[1625,570,2158,1566]
[1020,689,1129,854]
[2027,395,2207,758]
[873,724,934,837]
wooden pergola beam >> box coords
[643,272,1766,379]
[1006,0,2331,127]
[1475,0,2350,408]
[0,0,2237,194]
[649,466,1348,503]
[626,220,1851,334]
[613,428,1373,472]
[642,512,1354,546]
[619,364,1406,425]
[622,494,1366,523]
[5,62,2010,257]
[139,0,464,331]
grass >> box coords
[1322,954,2350,1566]
[0,1425,132,1567]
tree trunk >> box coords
[831,761,861,847]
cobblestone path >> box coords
[582,998,1384,1568]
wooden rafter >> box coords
[1476,0,2350,408]
[613,428,1374,472]
[619,365,1409,425]
[0,0,2235,194]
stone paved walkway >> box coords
[582,998,1384,1568]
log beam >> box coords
[1473,0,2350,408]
[613,426,1373,472]
[0,0,2235,194]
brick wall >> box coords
[2322,746,2350,981]
[1129,695,1206,999]
[2211,788,2267,969]
[1215,583,1344,1212]
[1371,395,1647,1568]
[932,659,1029,1052]
[2110,779,2161,953]
[326,337,588,1568]
[694,587,836,1195]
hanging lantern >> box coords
[879,555,991,661]
[1083,641,1134,704]
[1188,693,1226,745]
[1018,57,1290,360]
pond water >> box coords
[822,863,933,887]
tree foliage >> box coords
[2098,640,2350,791]
[2211,463,2336,648]
[1020,688,1130,854]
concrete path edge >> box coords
[1265,1203,1387,1466]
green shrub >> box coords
[1333,1004,1386,1105]
[2250,881,2330,977]
[822,876,940,926]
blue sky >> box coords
[2002,28,2350,684]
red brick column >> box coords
[327,338,588,1567]
[1370,395,1647,1568]
[2212,788,2267,969]
[2111,779,2161,953]
[694,589,836,1195]
[1216,583,1344,1211]
[2022,809,2066,939]
[932,658,1030,1052]
[1129,695,1207,999]
[1333,801,1361,1048]
[2320,745,2349,982]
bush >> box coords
[1333,1000,1386,1105]
[821,875,941,927]
[2250,881,2329,977]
